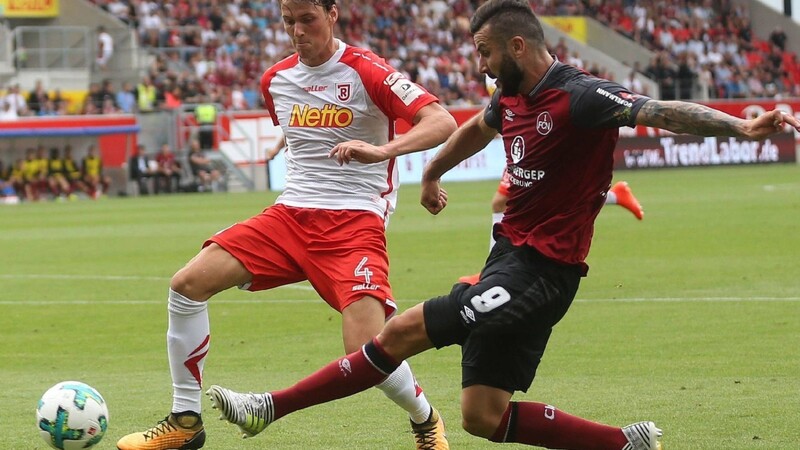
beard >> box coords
[495,52,525,96]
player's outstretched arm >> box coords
[329,102,456,165]
[636,100,800,140]
[420,111,497,215]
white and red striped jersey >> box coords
[261,39,438,223]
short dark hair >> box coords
[470,0,545,46]
[281,0,336,12]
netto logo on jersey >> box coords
[289,104,354,128]
[536,111,553,135]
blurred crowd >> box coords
[89,0,493,110]
[537,0,800,100]
[1,0,797,121]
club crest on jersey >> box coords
[511,135,525,163]
[336,83,352,102]
[536,111,553,135]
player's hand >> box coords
[329,140,389,165]
[743,110,800,140]
[420,179,448,215]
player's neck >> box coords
[300,37,339,67]
[520,51,555,96]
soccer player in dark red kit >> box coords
[207,1,800,449]
[457,169,644,285]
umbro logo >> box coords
[504,109,515,121]
[460,305,476,323]
[339,358,352,376]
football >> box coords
[36,381,109,450]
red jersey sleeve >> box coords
[261,54,300,126]
[340,47,438,125]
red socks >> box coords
[267,341,629,450]
[491,401,627,449]
[271,339,399,420]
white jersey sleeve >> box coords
[260,40,438,223]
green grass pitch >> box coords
[1,164,798,449]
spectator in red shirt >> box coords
[155,143,182,194]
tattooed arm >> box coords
[636,100,800,140]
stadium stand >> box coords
[537,0,800,100]
[72,1,800,110]
[3,0,797,116]
[2,0,799,201]
[77,1,532,109]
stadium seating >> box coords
[539,0,800,100]
[4,0,798,116]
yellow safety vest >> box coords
[137,84,156,111]
[195,104,216,124]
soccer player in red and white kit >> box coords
[204,1,800,449]
[116,1,456,449]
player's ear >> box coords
[329,4,339,24]
[509,35,526,58]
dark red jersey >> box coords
[484,61,650,274]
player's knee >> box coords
[379,307,427,358]
[381,312,417,342]
[169,269,190,295]
[461,408,501,439]
[170,267,206,300]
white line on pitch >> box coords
[577,297,800,302]
[0,274,170,281]
[0,297,798,306]
[0,299,321,305]
[1,276,795,302]
[763,183,800,191]
[0,273,316,291]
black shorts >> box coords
[423,236,581,393]
[198,129,214,150]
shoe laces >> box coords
[412,422,440,450]
[248,394,265,413]
[239,393,271,430]
[142,417,177,441]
